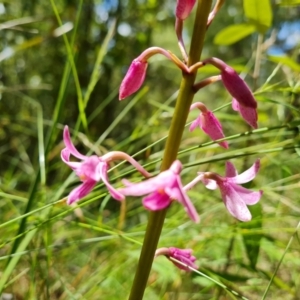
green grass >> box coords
[1,1,300,299]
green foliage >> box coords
[243,0,273,33]
[214,23,256,45]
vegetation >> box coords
[0,0,300,299]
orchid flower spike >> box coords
[189,102,228,149]
[184,160,263,222]
[119,47,189,100]
[232,98,258,128]
[117,160,200,223]
[61,126,151,205]
[202,57,257,109]
[155,247,197,271]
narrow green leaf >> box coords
[277,0,300,6]
[268,55,300,72]
[243,0,273,33]
[239,203,263,269]
[214,23,256,45]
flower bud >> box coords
[232,98,258,129]
[119,59,148,100]
[221,66,257,108]
[176,0,196,20]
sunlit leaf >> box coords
[277,0,300,6]
[243,0,273,33]
[268,55,300,72]
[214,23,256,45]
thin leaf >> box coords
[268,55,300,72]
[239,203,263,269]
[214,23,256,45]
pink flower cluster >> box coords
[61,0,263,273]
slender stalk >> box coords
[128,1,212,299]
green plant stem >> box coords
[128,1,212,299]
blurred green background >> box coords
[0,0,300,299]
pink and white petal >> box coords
[63,126,87,160]
[189,116,201,132]
[230,159,260,184]
[118,170,176,197]
[220,182,252,222]
[67,180,96,205]
[225,161,238,178]
[232,184,263,205]
[166,179,200,223]
[61,151,82,171]
[142,192,171,210]
[61,148,71,162]
[79,156,103,182]
[199,174,218,190]
[99,164,125,201]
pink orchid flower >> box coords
[189,102,228,149]
[232,98,258,129]
[201,57,257,109]
[155,247,197,271]
[184,160,263,222]
[118,160,200,223]
[119,47,189,100]
[175,0,196,20]
[61,126,151,205]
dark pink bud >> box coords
[202,58,257,109]
[232,98,258,129]
[221,66,257,109]
[119,59,148,100]
[176,0,196,20]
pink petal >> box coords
[142,191,171,210]
[78,156,103,181]
[232,98,239,111]
[225,161,238,178]
[230,159,260,184]
[232,99,258,128]
[119,59,148,100]
[61,149,82,170]
[232,184,263,205]
[189,116,201,132]
[63,126,87,160]
[197,172,218,190]
[220,181,252,222]
[67,180,96,205]
[175,0,196,20]
[169,247,198,271]
[98,162,125,201]
[166,178,200,223]
[201,111,228,148]
[118,170,176,197]
[221,67,257,108]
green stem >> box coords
[128,1,212,299]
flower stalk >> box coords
[128,1,213,299]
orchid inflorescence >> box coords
[61,0,263,275]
